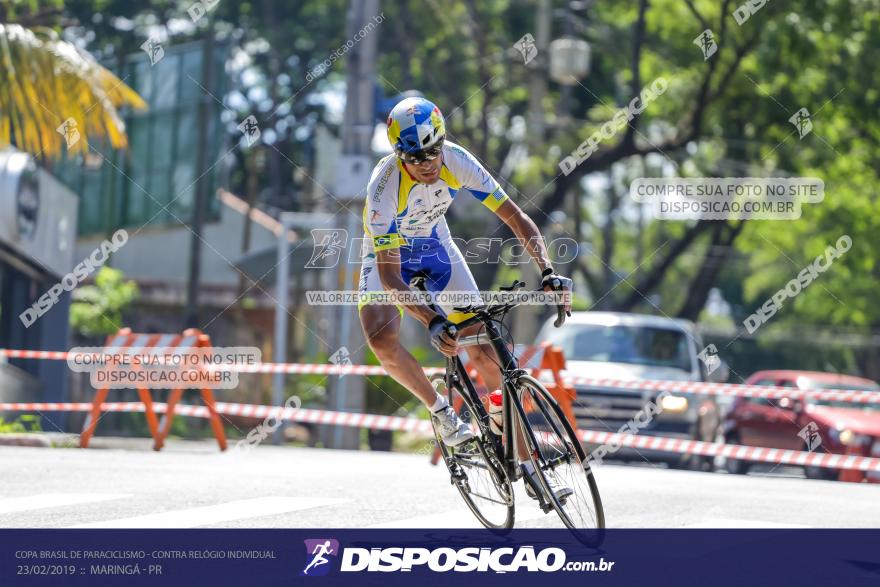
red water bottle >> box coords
[488,390,503,435]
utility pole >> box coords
[185,29,215,327]
[322,0,379,449]
[519,0,552,343]
[527,0,551,149]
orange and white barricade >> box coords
[79,328,227,451]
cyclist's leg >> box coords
[433,241,501,392]
[432,242,529,459]
[359,304,437,406]
[358,262,437,406]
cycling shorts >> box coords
[358,238,482,323]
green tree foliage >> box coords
[11,0,878,377]
[70,266,138,336]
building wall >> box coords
[73,194,279,287]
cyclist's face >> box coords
[404,152,442,184]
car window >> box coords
[545,324,692,372]
[807,380,880,392]
[750,378,776,386]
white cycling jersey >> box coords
[362,141,509,256]
[358,141,509,318]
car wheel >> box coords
[691,409,720,472]
[722,432,748,475]
[666,455,693,470]
[804,451,840,481]
[804,466,838,481]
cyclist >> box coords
[359,96,572,500]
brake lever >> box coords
[553,304,567,328]
[543,277,570,328]
[499,279,526,292]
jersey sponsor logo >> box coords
[448,144,468,157]
[407,201,448,225]
[373,165,394,202]
[415,207,447,226]
[358,265,371,291]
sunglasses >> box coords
[398,139,444,165]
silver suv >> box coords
[535,311,726,469]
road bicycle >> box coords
[413,276,605,544]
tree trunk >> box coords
[676,221,744,321]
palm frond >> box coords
[0,23,146,159]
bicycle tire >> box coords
[513,375,605,544]
[430,374,514,530]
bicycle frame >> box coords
[413,278,603,535]
[446,312,544,484]
[410,275,564,486]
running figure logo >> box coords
[697,344,721,375]
[56,118,80,148]
[693,29,717,60]
[305,229,348,269]
[789,108,813,139]
[139,37,165,65]
[301,539,339,576]
[513,33,538,65]
[238,115,261,147]
[798,421,822,452]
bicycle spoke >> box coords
[516,375,604,539]
[432,374,514,529]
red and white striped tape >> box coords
[0,349,71,360]
[0,348,444,377]
[0,401,435,435]
[2,400,878,472]
[3,347,880,404]
[560,375,880,405]
[575,429,880,472]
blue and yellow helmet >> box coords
[386,97,446,155]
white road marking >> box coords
[683,518,810,528]
[368,489,555,528]
[0,493,131,515]
[70,496,349,529]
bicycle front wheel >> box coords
[514,375,605,542]
[430,374,514,530]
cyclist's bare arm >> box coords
[493,199,553,273]
[493,199,572,315]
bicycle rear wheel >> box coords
[430,374,514,530]
[513,375,605,544]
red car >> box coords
[721,370,880,481]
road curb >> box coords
[0,433,52,447]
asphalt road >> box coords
[1,440,877,529]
